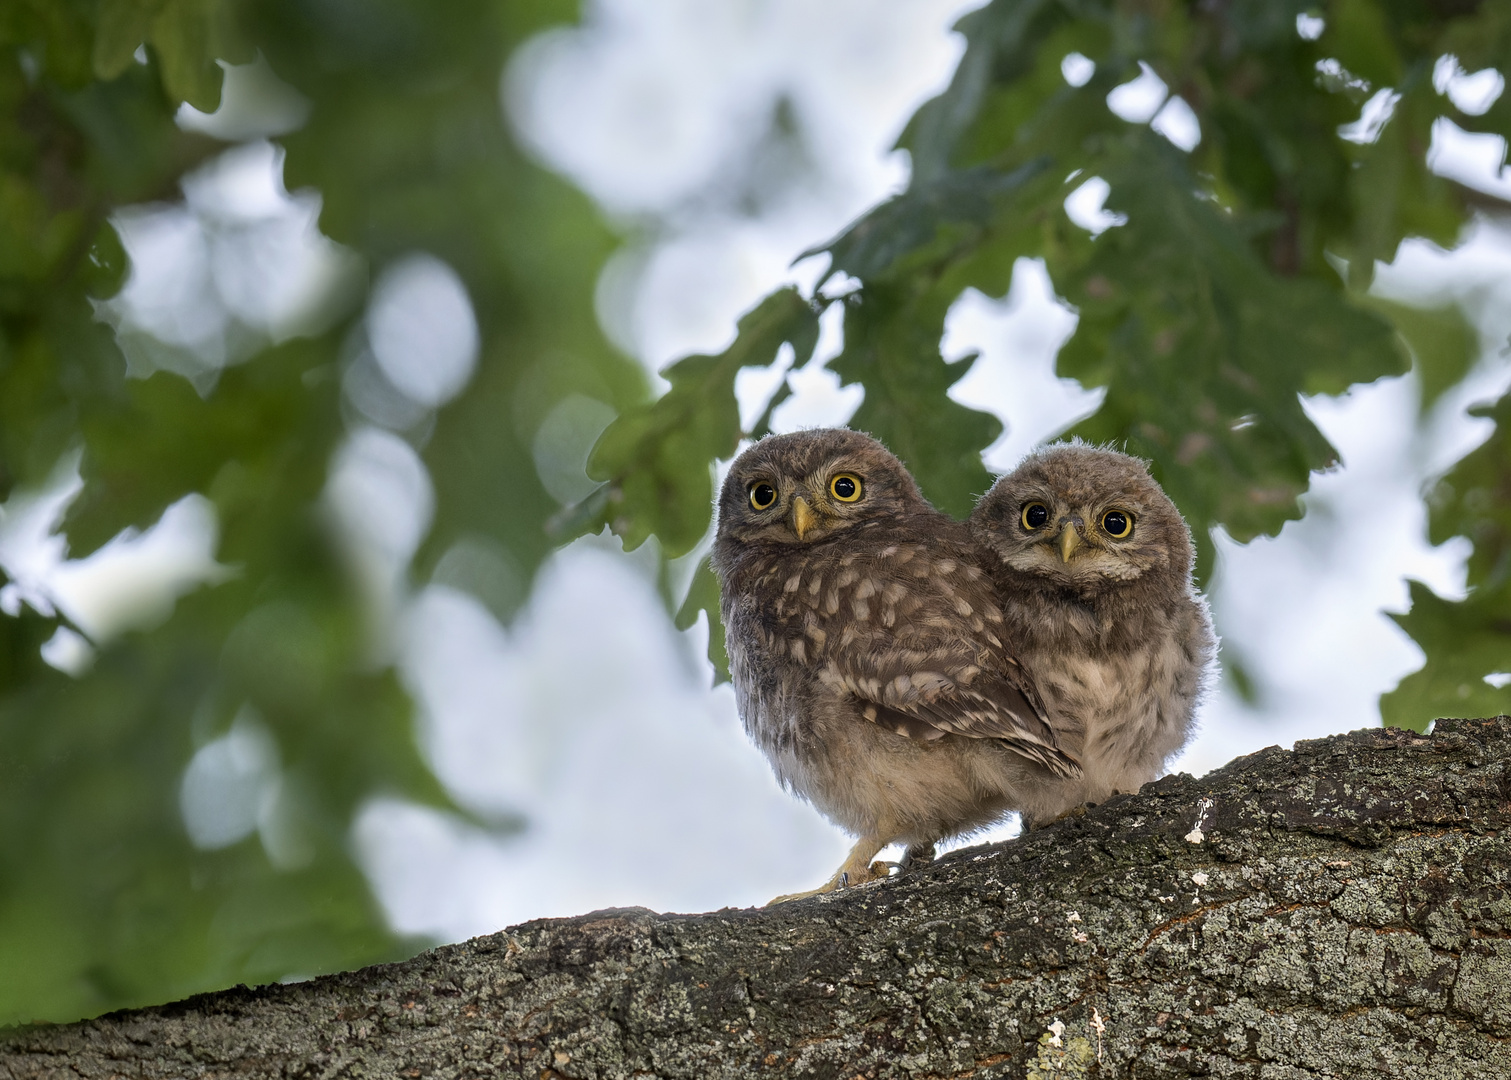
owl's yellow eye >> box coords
[829,473,863,502]
[749,482,777,510]
[1021,502,1050,530]
[1102,509,1134,538]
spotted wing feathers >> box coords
[835,664,1079,778]
[767,536,1081,778]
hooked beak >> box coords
[791,495,817,541]
[1057,523,1083,563]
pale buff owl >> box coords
[711,429,1080,903]
[968,442,1217,825]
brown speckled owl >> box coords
[712,429,1080,903]
[969,442,1217,823]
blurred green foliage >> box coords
[1,0,1509,1029]
[1,0,642,1026]
[1385,390,1511,725]
[584,287,819,557]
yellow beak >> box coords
[791,496,816,541]
[1058,525,1082,563]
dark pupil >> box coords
[752,484,775,507]
[1025,504,1048,528]
[833,477,855,499]
[1105,512,1128,535]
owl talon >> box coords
[1026,804,1090,831]
[764,835,893,905]
[766,871,861,905]
[899,842,936,871]
[766,886,826,905]
[764,869,853,905]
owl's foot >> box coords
[899,842,936,871]
[766,862,891,905]
[1023,804,1091,832]
[766,834,889,905]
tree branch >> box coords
[5,716,1511,1078]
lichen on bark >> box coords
[4,717,1511,1078]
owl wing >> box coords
[821,650,1080,778]
[759,528,1079,777]
[803,543,1075,773]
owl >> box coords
[712,429,1080,903]
[968,442,1217,823]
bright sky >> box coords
[2,0,1510,941]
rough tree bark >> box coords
[4,716,1511,1079]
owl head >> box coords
[970,442,1194,592]
[715,429,930,549]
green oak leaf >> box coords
[585,287,820,557]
